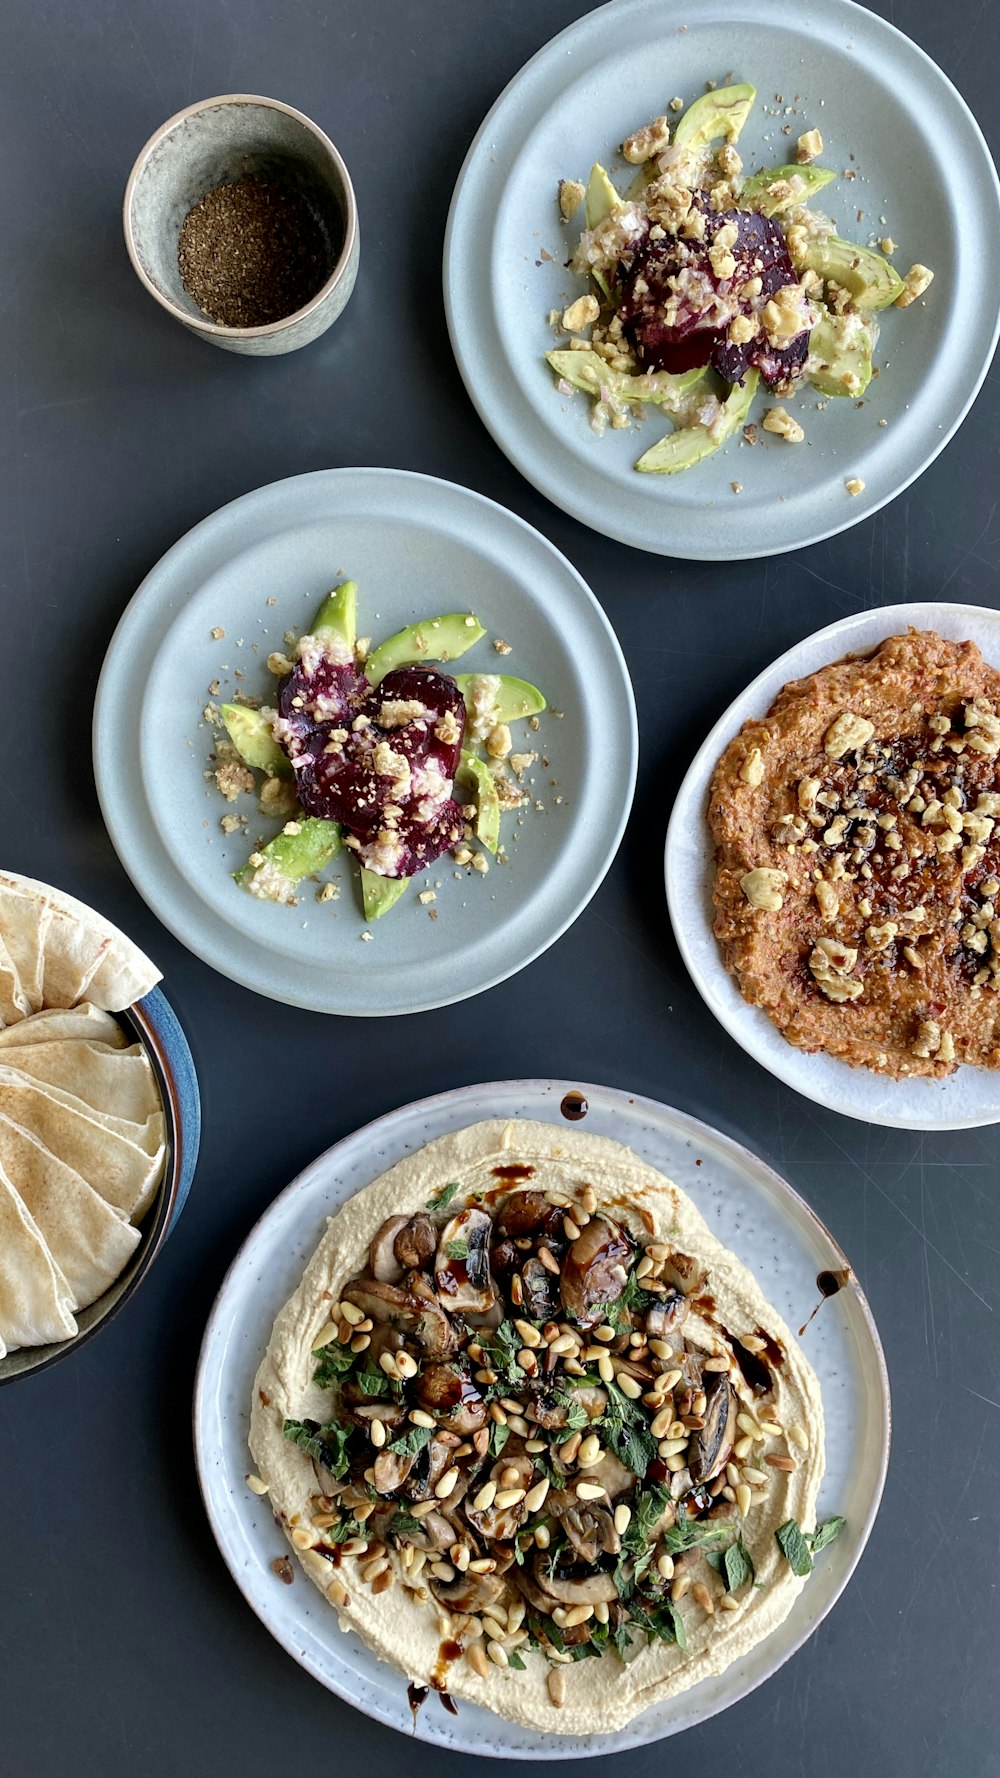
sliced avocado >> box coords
[585,161,621,230]
[546,349,706,406]
[361,869,409,920]
[740,163,836,215]
[456,751,501,854]
[807,306,874,398]
[452,674,547,724]
[799,237,904,312]
[236,818,341,900]
[672,83,756,149]
[365,613,486,686]
[310,579,358,649]
[635,371,759,475]
[220,704,291,776]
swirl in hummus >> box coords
[249,1120,829,1733]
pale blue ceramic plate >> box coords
[444,0,1000,559]
[93,469,637,1015]
[194,1080,889,1755]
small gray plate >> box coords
[93,469,637,1015]
[194,1079,889,1756]
[444,0,1000,559]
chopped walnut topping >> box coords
[486,723,513,761]
[814,879,840,920]
[740,867,787,911]
[762,405,805,444]
[739,746,765,787]
[379,699,428,729]
[795,128,823,163]
[844,478,866,496]
[558,178,586,220]
[895,264,934,308]
[823,712,875,759]
[562,294,601,333]
[809,937,863,1002]
[622,115,671,163]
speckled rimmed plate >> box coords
[193,1078,889,1757]
[444,0,1000,560]
[666,601,1000,1130]
[93,469,637,1016]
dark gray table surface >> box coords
[2,1,997,1773]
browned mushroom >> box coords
[396,1508,456,1552]
[530,1383,607,1430]
[560,1216,632,1328]
[519,1256,560,1321]
[429,1570,507,1615]
[495,1191,565,1241]
[529,1556,619,1606]
[341,1274,457,1360]
[417,1362,487,1435]
[372,1448,417,1495]
[463,1450,533,1542]
[688,1373,735,1484]
[369,1214,409,1283]
[556,1502,621,1565]
[645,1290,689,1342]
[660,1250,707,1297]
[407,1434,461,1503]
[583,1450,633,1499]
[393,1213,437,1271]
[434,1208,495,1314]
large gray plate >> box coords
[194,1079,889,1757]
[444,0,1000,559]
[93,469,637,1015]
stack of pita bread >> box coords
[0,871,164,1359]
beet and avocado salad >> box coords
[212,581,546,922]
[547,81,934,475]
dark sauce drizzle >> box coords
[799,1267,852,1336]
[560,1090,589,1120]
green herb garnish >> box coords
[809,1516,846,1555]
[482,1320,526,1390]
[660,1518,733,1557]
[489,1420,511,1459]
[311,1341,357,1389]
[354,1356,401,1399]
[598,1381,657,1477]
[428,1180,461,1211]
[388,1511,423,1538]
[723,1536,755,1593]
[507,1650,527,1670]
[282,1418,352,1479]
[775,1519,813,1576]
[389,1423,434,1457]
[445,1239,470,1261]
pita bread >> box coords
[0,1114,140,1311]
[40,907,110,1009]
[0,1004,128,1049]
[0,1066,165,1221]
[0,1160,77,1352]
[0,933,31,1025]
[0,872,160,1013]
[0,1040,161,1124]
[0,884,50,1013]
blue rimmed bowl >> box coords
[0,984,200,1385]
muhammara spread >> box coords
[710,630,1000,1078]
[249,1119,826,1733]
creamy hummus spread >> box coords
[249,1119,824,1733]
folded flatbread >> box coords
[0,1114,140,1312]
[0,1039,161,1124]
[0,1066,165,1221]
[0,871,160,1016]
[0,1159,77,1354]
[0,1005,128,1049]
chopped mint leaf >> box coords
[354,1356,400,1399]
[660,1518,732,1557]
[724,1536,755,1593]
[389,1424,434,1457]
[557,1390,590,1432]
[599,1382,657,1477]
[489,1420,510,1459]
[808,1516,846,1556]
[776,1519,813,1577]
[389,1511,423,1538]
[482,1321,526,1390]
[507,1650,527,1670]
[311,1341,356,1389]
[428,1180,461,1211]
[282,1417,352,1479]
[445,1239,470,1261]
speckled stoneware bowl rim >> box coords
[193,1078,890,1756]
[122,93,359,342]
[0,984,200,1386]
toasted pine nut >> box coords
[614,1504,632,1535]
[473,1481,497,1511]
[246,1473,269,1496]
[670,1574,692,1602]
[435,1467,461,1499]
[597,1353,615,1384]
[395,1352,418,1380]
[692,1581,714,1614]
[736,1483,752,1516]
[547,1666,566,1707]
[409,1409,436,1429]
[616,1373,642,1400]
[370,1420,387,1449]
[657,1552,675,1579]
[467,1644,490,1679]
[487,1640,509,1668]
[563,1603,594,1627]
[340,1301,364,1326]
[765,1454,797,1471]
[575,1481,605,1501]
[524,1479,550,1513]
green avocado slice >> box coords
[220,704,291,776]
[740,163,836,215]
[807,306,874,398]
[546,349,706,406]
[672,83,756,149]
[635,372,759,474]
[585,161,621,230]
[361,869,409,920]
[310,579,358,649]
[456,752,501,854]
[452,674,547,725]
[236,818,341,900]
[798,236,904,311]
[366,613,486,686]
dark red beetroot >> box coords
[276,657,468,876]
[618,205,808,386]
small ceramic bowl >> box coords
[123,94,360,356]
[0,985,201,1385]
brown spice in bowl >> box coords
[177,174,333,328]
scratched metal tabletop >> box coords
[0,2,997,1775]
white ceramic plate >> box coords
[666,601,1000,1130]
[93,469,637,1015]
[193,1078,889,1758]
[444,0,1000,560]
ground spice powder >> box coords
[177,174,333,328]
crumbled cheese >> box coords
[558,178,586,221]
[762,406,805,444]
[795,128,823,163]
[895,264,934,308]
